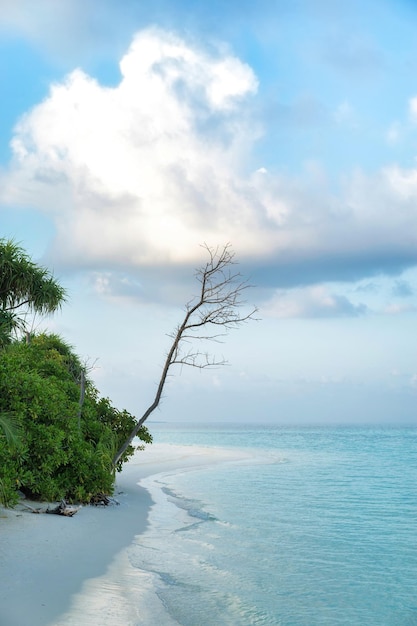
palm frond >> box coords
[0,412,22,448]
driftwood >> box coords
[46,500,81,517]
[20,494,117,516]
[89,493,119,506]
[21,502,42,514]
[20,499,80,516]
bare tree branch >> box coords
[112,243,258,467]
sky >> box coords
[1,0,416,426]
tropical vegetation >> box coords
[0,239,151,507]
[0,241,255,508]
[0,238,66,347]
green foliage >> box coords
[0,238,67,344]
[0,311,22,348]
[0,334,151,506]
[0,412,22,448]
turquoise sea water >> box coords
[132,424,417,626]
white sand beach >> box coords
[0,443,248,626]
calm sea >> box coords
[131,423,417,626]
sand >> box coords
[0,443,248,626]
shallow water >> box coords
[133,424,417,626]
[53,424,417,626]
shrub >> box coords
[0,334,151,505]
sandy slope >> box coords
[0,443,248,626]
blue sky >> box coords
[1,0,416,425]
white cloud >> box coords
[0,1,97,63]
[383,303,416,315]
[2,28,262,266]
[0,0,77,38]
[260,285,367,319]
[91,272,143,301]
[383,164,417,200]
[2,27,417,302]
[0,0,144,65]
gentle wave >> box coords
[135,425,417,626]
[52,426,417,626]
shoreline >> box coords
[0,442,249,626]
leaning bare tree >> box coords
[112,243,258,468]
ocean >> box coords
[127,423,417,626]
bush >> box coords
[0,334,151,505]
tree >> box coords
[0,239,66,345]
[113,243,258,467]
[0,333,151,505]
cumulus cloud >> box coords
[2,27,417,304]
[2,28,261,266]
